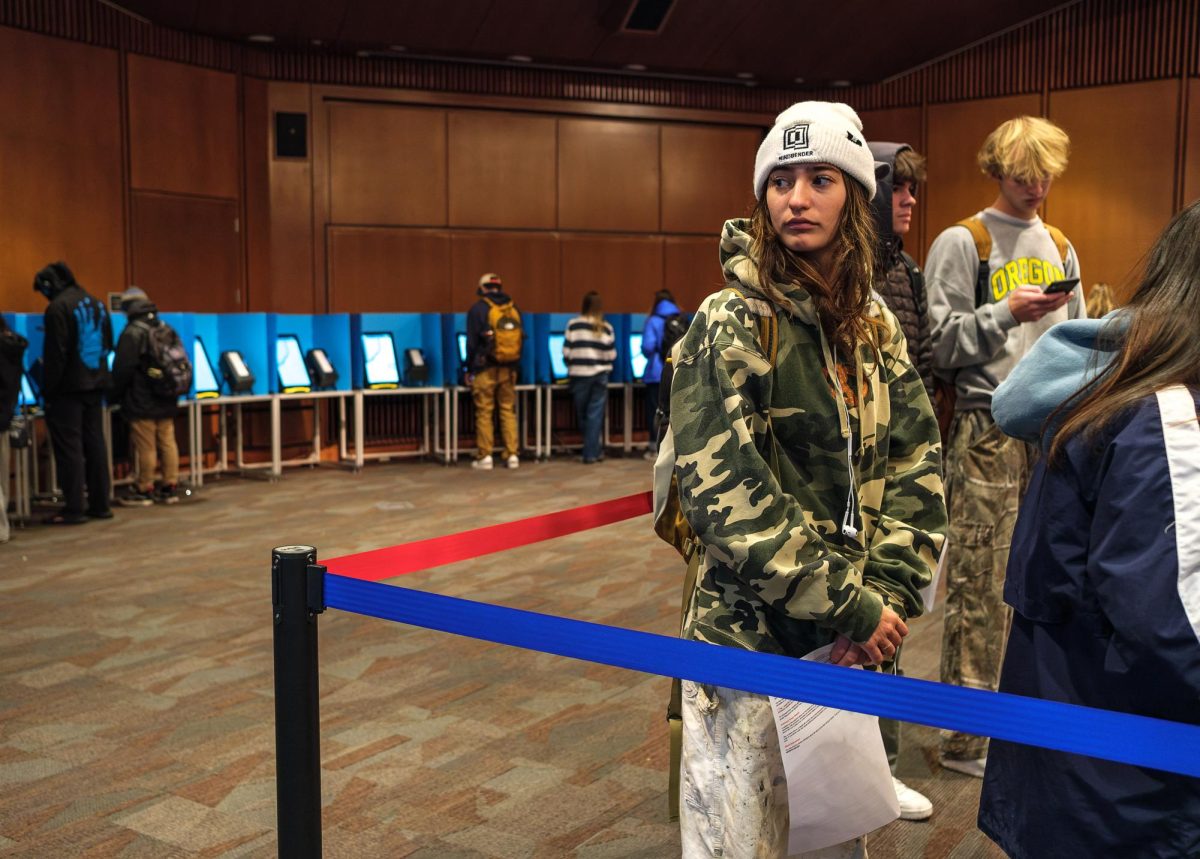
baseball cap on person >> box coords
[478,273,503,289]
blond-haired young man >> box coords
[927,115,1086,777]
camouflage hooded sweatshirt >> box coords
[671,219,947,658]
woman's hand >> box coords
[830,607,909,666]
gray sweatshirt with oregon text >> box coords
[926,207,1086,412]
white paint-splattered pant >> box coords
[679,681,868,859]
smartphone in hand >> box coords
[1043,277,1080,295]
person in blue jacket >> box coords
[639,289,680,458]
[981,198,1200,858]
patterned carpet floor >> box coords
[0,456,1003,858]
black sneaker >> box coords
[116,489,155,508]
[154,484,180,505]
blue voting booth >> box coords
[624,313,648,384]
[267,314,352,394]
[535,313,574,385]
[350,313,443,390]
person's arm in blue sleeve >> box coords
[642,315,661,358]
[993,314,1126,444]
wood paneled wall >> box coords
[315,97,760,313]
[1047,80,1181,301]
[0,27,124,312]
[4,7,1200,316]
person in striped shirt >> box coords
[562,291,616,464]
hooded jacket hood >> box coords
[33,261,77,300]
[652,297,681,318]
[123,298,158,320]
[718,218,819,325]
[866,142,911,250]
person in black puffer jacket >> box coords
[111,287,182,506]
[868,142,935,403]
[866,141,937,824]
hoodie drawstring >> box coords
[818,326,860,540]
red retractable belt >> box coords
[325,491,653,582]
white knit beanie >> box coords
[753,101,877,200]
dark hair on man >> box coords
[893,148,927,187]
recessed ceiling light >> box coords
[625,63,647,71]
[830,79,852,87]
[507,54,533,63]
[389,45,407,53]
[793,76,806,84]
[247,34,275,43]
[310,38,323,47]
[736,71,754,80]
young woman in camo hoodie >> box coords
[670,102,947,859]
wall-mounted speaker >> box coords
[275,112,308,159]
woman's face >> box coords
[765,164,847,259]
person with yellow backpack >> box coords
[466,272,523,470]
[925,116,1087,778]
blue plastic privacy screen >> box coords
[549,333,567,380]
[193,337,220,396]
[276,335,312,390]
[361,332,400,386]
[629,333,647,381]
[17,373,35,408]
[457,332,468,365]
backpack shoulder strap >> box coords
[1043,223,1070,265]
[955,216,992,308]
[727,287,778,367]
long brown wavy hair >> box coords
[748,170,885,356]
[1047,198,1200,465]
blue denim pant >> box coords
[569,372,608,462]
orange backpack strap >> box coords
[727,287,778,367]
[956,216,993,308]
[1043,223,1071,266]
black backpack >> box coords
[658,313,689,362]
[138,319,192,398]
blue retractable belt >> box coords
[325,573,1200,778]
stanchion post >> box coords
[272,545,325,858]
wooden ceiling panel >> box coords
[336,1,493,53]
[120,0,1069,86]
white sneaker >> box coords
[471,455,493,470]
[940,756,987,778]
[892,777,933,821]
[506,455,520,469]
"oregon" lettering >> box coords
[991,258,1065,301]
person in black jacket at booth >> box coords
[111,287,182,506]
[34,261,112,524]
[0,316,27,542]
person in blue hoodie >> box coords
[981,198,1200,858]
[34,261,113,525]
[639,289,681,458]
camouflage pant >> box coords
[938,409,1034,762]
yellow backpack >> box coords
[484,297,523,364]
